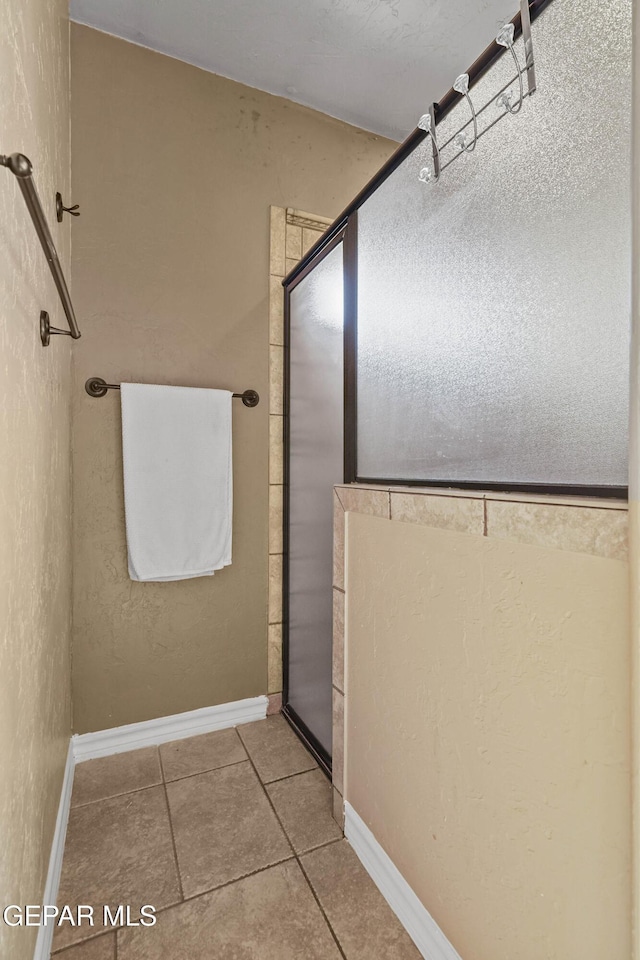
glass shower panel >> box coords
[356,0,630,487]
[287,242,343,757]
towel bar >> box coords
[85,378,259,407]
[1,152,81,344]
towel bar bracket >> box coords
[240,389,260,407]
[56,192,80,222]
[40,310,73,346]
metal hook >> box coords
[56,192,80,222]
[495,23,524,115]
[417,106,440,182]
[452,74,478,152]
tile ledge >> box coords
[335,483,627,512]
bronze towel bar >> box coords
[1,152,81,344]
[85,378,260,407]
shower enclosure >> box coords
[281,0,630,767]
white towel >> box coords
[121,383,232,582]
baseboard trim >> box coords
[344,803,463,960]
[33,741,75,960]
[72,696,269,762]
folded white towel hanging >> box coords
[121,383,232,582]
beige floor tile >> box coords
[269,414,284,484]
[333,492,345,590]
[71,748,162,807]
[267,691,282,715]
[337,487,390,518]
[166,761,291,897]
[302,840,422,960]
[159,728,246,782]
[117,860,342,960]
[269,275,285,345]
[268,623,283,693]
[485,498,628,560]
[390,491,484,535]
[285,224,302,260]
[52,932,115,958]
[332,788,344,830]
[266,769,342,854]
[269,206,286,277]
[53,787,181,952]
[332,691,344,796]
[268,553,283,617]
[237,716,317,783]
[333,587,345,693]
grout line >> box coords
[388,490,391,519]
[298,836,343,857]
[72,756,252,809]
[240,748,296,858]
[146,855,298,922]
[297,855,349,960]
[70,779,164,809]
[483,497,488,536]
[246,755,348,960]
[487,495,628,511]
[163,757,249,787]
[158,750,185,903]
[346,484,628,510]
[142,840,343,927]
[262,764,318,787]
[66,723,346,955]
[51,928,115,956]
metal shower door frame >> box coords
[281,220,356,774]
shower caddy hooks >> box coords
[417,0,536,184]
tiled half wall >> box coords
[331,483,630,958]
[331,484,629,820]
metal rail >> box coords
[1,152,81,343]
[85,378,260,407]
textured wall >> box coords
[69,24,394,733]
[345,510,631,960]
[0,1,72,959]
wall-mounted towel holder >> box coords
[1,152,81,345]
[85,377,260,407]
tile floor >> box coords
[52,715,421,959]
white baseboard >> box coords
[72,695,269,762]
[344,803,463,960]
[31,697,268,958]
[33,741,75,960]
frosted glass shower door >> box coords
[285,240,344,762]
[355,0,630,492]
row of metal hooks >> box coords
[417,0,536,184]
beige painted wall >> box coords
[343,506,631,960]
[0,1,73,958]
[70,24,394,733]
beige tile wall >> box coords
[331,483,629,825]
[268,207,333,694]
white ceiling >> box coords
[69,0,519,142]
